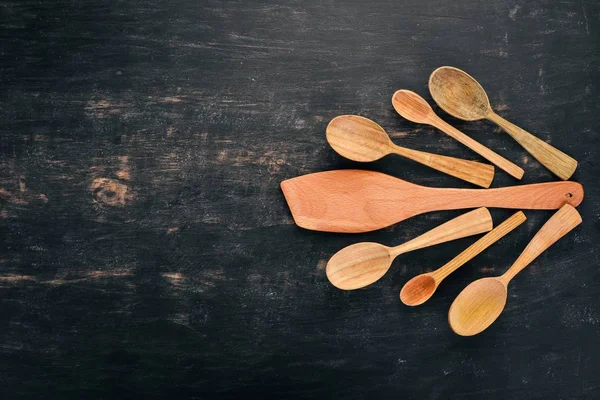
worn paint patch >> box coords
[316,259,327,271]
[85,99,126,118]
[89,178,135,207]
[0,275,36,283]
[0,187,49,206]
[116,156,131,181]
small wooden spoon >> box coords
[448,204,582,336]
[429,66,577,180]
[400,211,526,306]
[392,90,524,180]
[326,208,492,290]
[326,115,494,187]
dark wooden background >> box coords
[1,0,598,398]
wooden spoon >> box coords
[326,115,494,188]
[392,89,524,180]
[280,169,583,233]
[400,211,526,306]
[326,208,492,290]
[429,66,577,180]
[448,204,582,336]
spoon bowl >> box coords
[326,242,392,290]
[448,277,507,336]
[326,115,393,162]
[400,274,437,306]
[391,90,435,124]
[429,66,491,120]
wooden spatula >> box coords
[280,170,583,233]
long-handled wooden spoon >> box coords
[326,115,494,188]
[429,66,577,180]
[400,211,526,306]
[326,208,492,290]
[280,169,583,233]
[392,90,524,180]
[448,204,582,336]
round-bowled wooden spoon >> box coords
[400,211,526,306]
[326,207,492,290]
[448,204,582,336]
[392,89,524,180]
[326,115,494,188]
[429,66,577,180]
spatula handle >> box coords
[431,181,584,211]
[500,204,582,284]
[432,117,524,180]
[391,207,493,257]
[392,145,494,188]
[487,112,577,180]
[431,211,526,282]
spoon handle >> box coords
[390,207,492,257]
[391,145,494,188]
[431,117,525,180]
[500,204,582,285]
[431,211,526,282]
[486,112,578,180]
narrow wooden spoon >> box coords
[400,211,526,306]
[392,89,524,180]
[429,66,577,180]
[448,204,582,336]
[326,115,494,187]
[281,169,584,233]
[326,208,492,290]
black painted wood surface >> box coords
[1,0,599,398]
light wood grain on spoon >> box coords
[392,89,524,180]
[326,208,492,290]
[326,115,494,187]
[400,211,526,306]
[448,204,582,336]
[429,66,577,180]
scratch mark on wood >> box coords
[509,5,521,21]
[580,0,590,35]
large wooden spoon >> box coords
[429,66,577,180]
[326,208,492,290]
[280,169,583,233]
[448,204,582,336]
[400,211,526,306]
[392,89,524,180]
[326,115,494,187]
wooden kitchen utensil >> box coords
[429,66,577,180]
[326,208,492,290]
[392,89,524,180]
[280,169,583,233]
[400,211,526,306]
[448,204,582,336]
[326,115,495,187]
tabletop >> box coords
[1,0,599,398]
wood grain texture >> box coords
[0,0,598,398]
[449,204,582,336]
[429,66,578,180]
[400,211,526,306]
[392,89,525,179]
[326,207,492,290]
[281,170,583,232]
[326,115,495,187]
